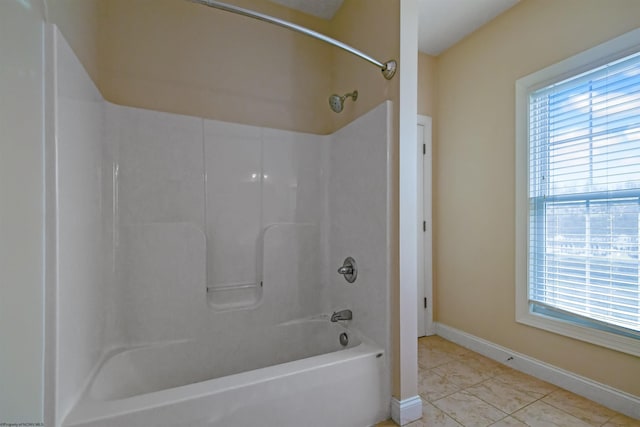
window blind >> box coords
[528,51,640,335]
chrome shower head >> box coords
[329,94,344,113]
[329,90,358,113]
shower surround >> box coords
[48,26,391,427]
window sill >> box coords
[516,308,640,357]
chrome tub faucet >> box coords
[330,309,352,322]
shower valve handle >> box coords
[337,266,353,275]
[337,257,357,283]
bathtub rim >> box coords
[63,340,385,427]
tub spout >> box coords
[331,309,352,322]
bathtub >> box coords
[62,318,389,427]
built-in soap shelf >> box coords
[206,222,318,311]
[206,281,262,311]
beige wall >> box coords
[96,0,400,135]
[99,0,333,134]
[418,52,435,118]
[434,0,640,396]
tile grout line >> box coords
[430,354,517,425]
[539,397,616,427]
[458,372,596,427]
[431,387,510,426]
[422,398,464,427]
[463,378,533,416]
[519,396,607,427]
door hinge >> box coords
[423,143,426,155]
[424,297,427,309]
[423,221,426,232]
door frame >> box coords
[417,115,434,337]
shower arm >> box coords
[188,0,397,80]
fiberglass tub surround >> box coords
[51,25,392,427]
[89,320,362,402]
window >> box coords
[516,29,640,356]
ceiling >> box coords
[269,0,520,56]
[418,0,520,55]
[269,0,344,20]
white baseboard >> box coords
[391,395,422,425]
[435,322,640,420]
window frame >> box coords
[515,28,640,357]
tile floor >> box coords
[377,336,640,427]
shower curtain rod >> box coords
[188,0,397,80]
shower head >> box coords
[329,90,358,113]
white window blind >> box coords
[528,51,640,337]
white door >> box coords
[417,115,434,337]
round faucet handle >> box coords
[337,257,357,283]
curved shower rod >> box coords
[188,0,397,80]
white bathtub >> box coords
[62,319,389,427]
